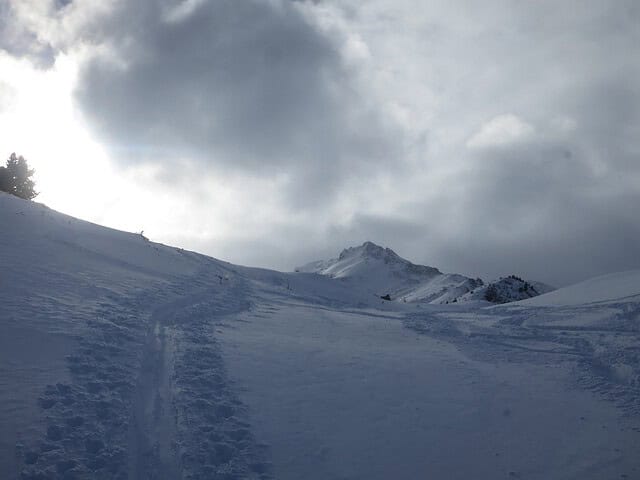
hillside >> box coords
[514,270,640,307]
[2,193,639,480]
[0,193,249,478]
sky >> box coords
[1,0,639,286]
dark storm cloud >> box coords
[442,72,640,285]
[566,78,640,173]
[277,0,640,286]
[311,133,640,286]
[73,0,400,204]
[433,136,640,286]
[296,64,640,285]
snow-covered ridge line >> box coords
[296,241,552,305]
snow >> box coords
[218,301,639,480]
[456,276,556,304]
[0,193,266,478]
[514,270,640,307]
[2,192,640,479]
[296,241,482,304]
[296,241,553,305]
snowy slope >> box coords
[0,193,269,479]
[1,194,206,274]
[514,270,640,307]
[2,193,640,480]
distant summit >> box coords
[296,241,553,305]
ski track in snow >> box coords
[16,265,272,480]
[9,261,640,479]
[216,289,640,480]
[404,301,640,417]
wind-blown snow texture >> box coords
[1,192,640,479]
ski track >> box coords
[17,265,272,479]
[404,301,640,418]
[216,292,640,480]
[10,260,640,479]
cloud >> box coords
[0,1,57,67]
[466,114,534,149]
[73,0,640,284]
[70,0,403,206]
[2,0,639,286]
[431,135,640,285]
[0,80,16,112]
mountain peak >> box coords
[297,242,450,298]
[338,241,400,262]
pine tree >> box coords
[1,153,38,200]
[484,284,499,303]
[0,166,9,193]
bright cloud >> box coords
[466,114,535,149]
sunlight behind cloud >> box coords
[0,52,168,235]
[0,49,288,255]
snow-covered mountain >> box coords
[296,241,551,304]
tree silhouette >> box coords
[0,166,9,193]
[0,153,38,200]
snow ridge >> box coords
[296,242,549,305]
